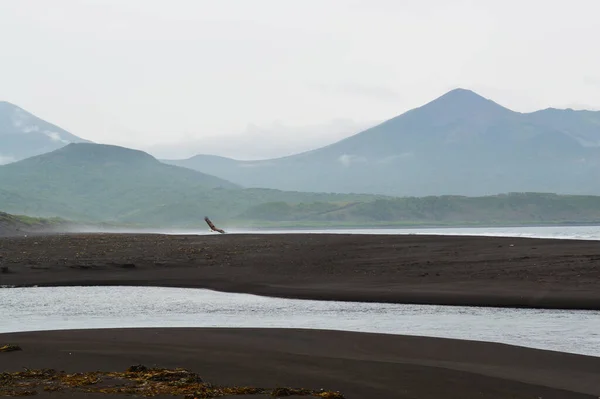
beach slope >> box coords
[1,233,599,309]
[1,328,599,398]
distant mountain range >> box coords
[3,88,600,227]
[0,143,381,225]
[0,101,91,164]
[2,142,600,228]
[0,143,237,221]
[164,89,600,197]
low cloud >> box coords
[141,119,378,160]
[562,103,600,111]
[44,131,70,144]
[19,125,40,133]
[315,82,402,102]
[0,154,17,165]
[584,76,600,86]
[338,154,367,167]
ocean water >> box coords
[1,286,599,358]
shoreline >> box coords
[3,232,600,310]
[1,327,599,399]
[1,232,599,310]
[5,220,600,236]
[5,279,600,311]
[3,233,600,397]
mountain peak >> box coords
[0,101,21,114]
[430,88,503,107]
[1,101,92,164]
[406,87,513,123]
[438,87,487,100]
[7,143,159,168]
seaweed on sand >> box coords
[0,344,22,353]
[0,365,345,398]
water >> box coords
[3,226,600,358]
[2,286,599,357]
[157,224,600,241]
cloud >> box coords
[0,154,16,165]
[315,82,402,102]
[139,119,378,160]
[583,76,600,86]
[338,154,367,167]
[20,125,40,133]
[44,131,70,144]
[563,103,600,111]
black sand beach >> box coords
[1,233,599,309]
[1,328,600,399]
[2,233,600,398]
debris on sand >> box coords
[0,345,22,353]
[204,216,225,234]
[0,365,345,398]
[272,387,345,398]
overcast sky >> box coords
[1,0,600,159]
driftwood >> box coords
[204,217,225,234]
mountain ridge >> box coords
[0,142,386,225]
[165,88,600,197]
[0,101,91,164]
[0,143,242,221]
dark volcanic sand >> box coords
[1,233,599,309]
[1,328,599,399]
[2,234,600,398]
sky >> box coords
[1,0,600,159]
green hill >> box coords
[236,192,600,228]
[0,143,240,222]
[0,211,66,236]
[0,143,384,226]
[4,143,600,229]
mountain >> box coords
[0,101,91,164]
[0,143,240,221]
[0,143,382,225]
[165,88,600,196]
[3,142,600,229]
[238,192,600,227]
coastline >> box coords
[3,233,600,398]
[1,328,599,399]
[4,220,600,238]
[1,232,599,310]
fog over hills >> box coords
[2,88,600,227]
[0,143,239,221]
[165,89,600,197]
[0,143,383,225]
[0,101,91,164]
[142,119,377,160]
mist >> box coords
[139,119,377,160]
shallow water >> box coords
[148,224,600,241]
[2,286,599,357]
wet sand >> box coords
[1,328,599,399]
[1,232,599,309]
[2,233,600,398]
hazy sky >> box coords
[1,0,600,159]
